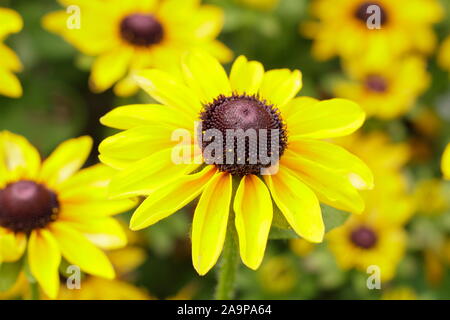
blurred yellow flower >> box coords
[442,143,450,180]
[0,131,136,298]
[99,52,372,275]
[290,238,315,257]
[236,0,280,11]
[42,0,232,96]
[334,56,430,119]
[414,179,449,216]
[328,132,414,281]
[0,8,23,98]
[438,36,450,73]
[303,0,443,65]
[258,256,298,294]
[381,287,417,300]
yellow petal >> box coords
[234,175,272,269]
[181,50,231,103]
[28,229,61,299]
[264,167,324,242]
[100,104,192,130]
[108,147,198,199]
[39,136,92,188]
[442,143,450,180]
[99,125,179,164]
[288,98,365,139]
[0,131,41,182]
[0,68,22,98]
[50,222,115,279]
[134,69,202,119]
[289,138,374,190]
[258,69,302,107]
[0,44,23,72]
[63,217,127,250]
[113,76,139,97]
[90,47,132,93]
[280,96,318,122]
[229,55,264,95]
[282,150,365,214]
[0,230,27,262]
[0,8,23,38]
[192,172,232,275]
[130,165,217,230]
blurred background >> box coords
[1,0,449,299]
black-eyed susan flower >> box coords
[328,132,414,281]
[0,8,23,98]
[42,0,232,96]
[99,51,373,275]
[333,56,430,119]
[302,0,443,65]
[442,143,450,180]
[0,131,136,298]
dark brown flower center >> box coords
[0,180,59,233]
[350,226,378,249]
[120,14,164,47]
[355,2,388,25]
[199,94,287,176]
[365,75,388,93]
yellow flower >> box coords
[414,179,449,216]
[381,287,417,300]
[99,51,372,275]
[328,132,413,281]
[236,0,280,11]
[333,56,430,119]
[258,256,298,294]
[290,238,315,257]
[0,8,23,98]
[0,131,136,298]
[42,0,232,96]
[303,0,443,65]
[442,143,450,180]
[438,36,450,73]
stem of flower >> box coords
[215,222,239,300]
[30,281,40,300]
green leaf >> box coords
[0,259,23,292]
[322,204,350,232]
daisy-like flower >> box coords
[442,143,450,180]
[333,56,430,119]
[0,8,23,98]
[99,51,373,275]
[302,0,443,65]
[0,132,136,298]
[328,132,414,281]
[438,36,450,73]
[42,0,232,96]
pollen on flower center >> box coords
[350,226,378,249]
[120,13,164,47]
[0,180,60,233]
[355,2,388,25]
[365,75,388,93]
[199,94,288,176]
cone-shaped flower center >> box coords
[355,2,388,25]
[200,94,287,176]
[0,180,59,233]
[120,14,164,47]
[350,226,378,249]
[365,75,388,93]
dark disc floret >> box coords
[350,226,378,249]
[365,75,388,93]
[0,180,60,233]
[120,13,164,47]
[199,94,288,176]
[355,2,388,25]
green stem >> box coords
[30,281,40,300]
[215,224,239,300]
